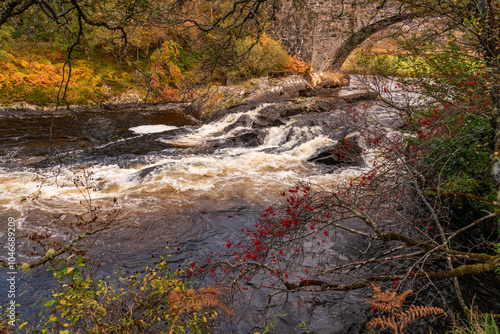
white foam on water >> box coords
[167,104,270,146]
[0,122,343,213]
[129,125,178,134]
[0,106,385,229]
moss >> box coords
[46,248,56,258]
[225,93,248,107]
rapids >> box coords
[1,76,498,333]
[0,82,380,332]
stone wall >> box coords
[269,0,400,71]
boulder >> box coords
[308,132,363,166]
[308,71,350,89]
[188,75,316,122]
[222,114,255,132]
[259,99,341,120]
[131,165,161,181]
[340,91,379,103]
[268,70,299,78]
[253,115,287,128]
[307,144,343,165]
[298,84,318,97]
[209,129,264,148]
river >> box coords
[1,76,498,333]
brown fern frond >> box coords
[368,300,399,314]
[168,286,233,317]
[367,315,400,334]
[403,305,447,322]
[393,289,412,310]
[367,284,446,334]
[196,287,234,317]
[371,283,382,295]
[368,283,411,314]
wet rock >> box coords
[340,91,379,103]
[209,129,264,148]
[222,114,255,132]
[298,84,318,97]
[259,99,341,120]
[308,133,363,166]
[336,133,363,162]
[132,165,161,180]
[190,75,316,122]
[233,130,265,146]
[268,70,299,78]
[308,71,351,88]
[307,144,342,165]
[292,112,337,129]
[253,115,287,128]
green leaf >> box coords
[44,300,56,307]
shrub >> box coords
[149,40,183,102]
[222,34,290,84]
[38,253,230,333]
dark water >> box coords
[1,99,499,333]
[0,105,198,167]
[0,102,369,332]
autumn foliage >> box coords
[149,41,183,102]
[0,46,141,105]
[367,284,446,334]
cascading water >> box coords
[4,77,491,333]
[0,93,377,332]
[0,105,346,222]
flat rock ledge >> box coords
[187,74,378,123]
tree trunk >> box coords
[0,0,36,27]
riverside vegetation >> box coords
[1,0,500,333]
[0,25,293,106]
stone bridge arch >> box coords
[269,0,413,72]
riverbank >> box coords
[0,71,358,121]
[0,43,148,106]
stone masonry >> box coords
[269,0,402,71]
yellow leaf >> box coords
[66,267,75,274]
[203,317,207,323]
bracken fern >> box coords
[366,283,446,334]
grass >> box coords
[341,51,433,76]
[449,310,499,334]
